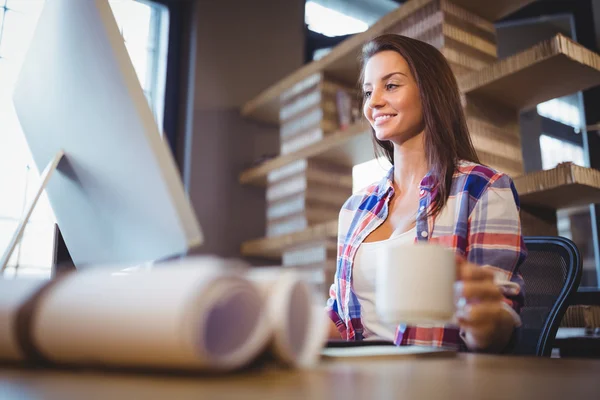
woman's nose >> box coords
[368,89,384,109]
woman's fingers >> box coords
[457,280,503,302]
[456,302,504,326]
[457,303,515,351]
[459,263,495,281]
[454,259,517,351]
[460,320,497,350]
[455,257,495,282]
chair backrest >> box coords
[513,236,582,356]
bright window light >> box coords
[305,1,368,37]
[539,134,585,170]
[537,98,581,129]
[352,157,392,193]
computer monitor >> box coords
[9,0,203,268]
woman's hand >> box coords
[454,257,516,352]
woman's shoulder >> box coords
[341,181,381,212]
[338,177,388,238]
[452,160,516,199]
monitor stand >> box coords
[0,150,65,275]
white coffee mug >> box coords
[375,243,456,325]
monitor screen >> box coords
[11,0,202,268]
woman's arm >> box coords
[457,173,526,352]
[455,259,519,352]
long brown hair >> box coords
[360,34,479,218]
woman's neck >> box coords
[391,133,428,194]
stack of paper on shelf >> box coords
[279,73,359,155]
[265,159,351,237]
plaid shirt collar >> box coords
[376,166,439,200]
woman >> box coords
[326,34,526,352]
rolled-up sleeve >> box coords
[466,173,526,315]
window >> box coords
[305,0,398,37]
[537,98,582,131]
[110,0,170,130]
[305,1,368,37]
[352,157,392,193]
[304,0,398,61]
[0,0,169,278]
[539,134,585,170]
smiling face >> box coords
[362,50,425,144]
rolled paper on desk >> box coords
[0,278,51,362]
[0,258,270,372]
[0,257,328,372]
[247,268,329,368]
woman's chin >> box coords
[374,130,395,142]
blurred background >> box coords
[0,0,598,296]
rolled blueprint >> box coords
[0,257,328,372]
[0,277,51,361]
[0,257,270,372]
[247,268,329,368]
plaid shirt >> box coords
[326,160,526,349]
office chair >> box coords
[513,236,582,356]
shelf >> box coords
[588,123,600,132]
[240,116,525,186]
[241,0,539,125]
[449,0,536,21]
[459,34,600,110]
[241,220,338,259]
[514,163,600,210]
[240,120,373,186]
[242,164,600,259]
[241,0,435,124]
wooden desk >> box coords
[1,354,600,399]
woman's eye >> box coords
[363,91,372,99]
[386,84,398,90]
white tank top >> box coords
[352,227,416,341]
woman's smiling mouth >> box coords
[373,113,397,126]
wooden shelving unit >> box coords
[449,0,536,21]
[240,121,372,186]
[239,34,600,188]
[515,163,600,210]
[459,34,600,110]
[241,0,539,125]
[243,163,600,260]
[241,0,433,124]
[241,220,337,259]
[587,123,600,131]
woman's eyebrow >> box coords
[381,71,407,80]
[363,71,408,86]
